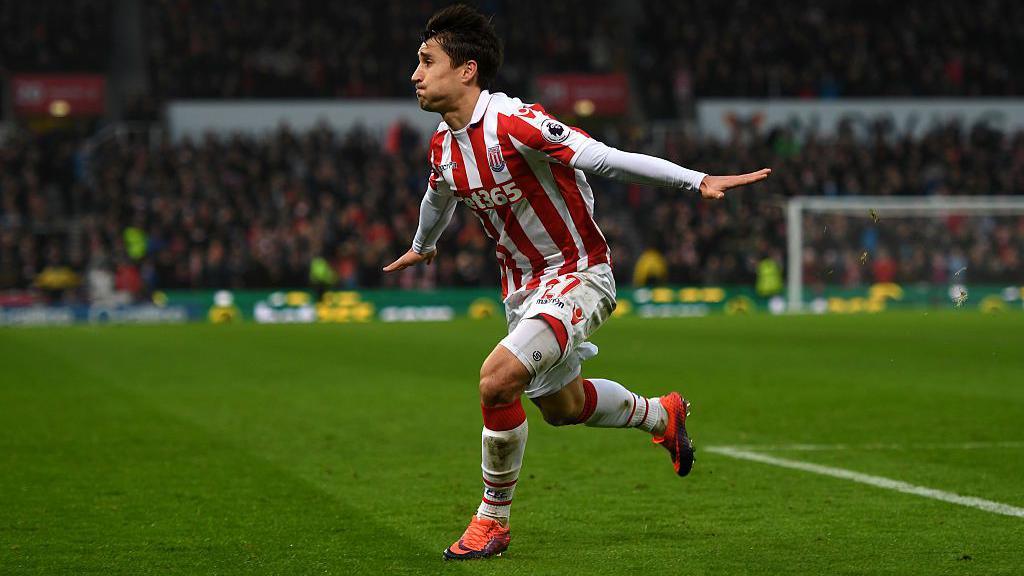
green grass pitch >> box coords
[1,311,1022,574]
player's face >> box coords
[411,39,469,113]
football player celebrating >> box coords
[384,5,771,561]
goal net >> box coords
[785,196,1024,313]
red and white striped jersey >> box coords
[426,90,611,299]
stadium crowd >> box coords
[0,1,111,73]
[4,0,1020,106]
[140,0,1021,107]
[144,0,621,101]
[2,119,1023,303]
[635,0,1024,116]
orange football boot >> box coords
[652,392,695,476]
[443,515,511,560]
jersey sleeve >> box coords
[426,129,446,191]
[413,131,457,254]
[498,104,597,167]
[411,181,457,254]
[572,140,707,192]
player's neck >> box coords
[441,87,482,131]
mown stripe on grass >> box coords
[1,335,468,575]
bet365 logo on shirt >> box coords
[459,181,525,210]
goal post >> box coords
[786,196,1024,312]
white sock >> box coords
[476,420,528,520]
[580,378,665,433]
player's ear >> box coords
[460,59,478,86]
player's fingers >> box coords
[738,168,772,185]
[722,170,769,190]
[382,259,407,272]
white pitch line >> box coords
[710,441,1024,452]
[706,446,1024,518]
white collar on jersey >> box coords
[440,90,492,133]
[468,90,491,126]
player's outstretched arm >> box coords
[509,108,771,197]
[572,138,770,199]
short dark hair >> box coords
[422,4,503,90]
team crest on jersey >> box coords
[487,145,506,172]
[541,118,570,143]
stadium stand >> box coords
[1,1,1023,303]
[3,120,1022,301]
[143,0,620,100]
[0,1,112,72]
[140,1,1023,108]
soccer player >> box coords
[384,5,771,561]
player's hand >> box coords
[382,248,437,272]
[699,168,772,200]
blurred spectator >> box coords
[633,248,669,287]
[756,252,783,296]
[114,257,143,300]
[871,248,897,283]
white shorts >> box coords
[499,266,617,399]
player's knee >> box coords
[478,372,518,406]
[479,357,526,407]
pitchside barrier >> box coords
[4,283,1021,326]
